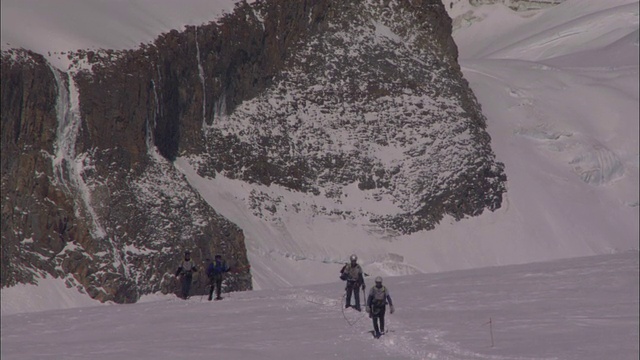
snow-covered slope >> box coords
[450,0,638,61]
[1,0,638,311]
[174,0,638,290]
[0,0,238,52]
[452,0,639,258]
[2,251,638,359]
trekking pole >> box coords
[482,317,494,347]
[362,286,366,308]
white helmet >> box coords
[375,276,383,284]
[350,254,358,262]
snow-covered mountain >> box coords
[2,0,505,301]
[187,0,639,292]
[1,0,638,310]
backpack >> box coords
[370,285,387,307]
[207,259,228,277]
[339,264,349,280]
[340,263,361,282]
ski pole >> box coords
[362,286,366,307]
[482,317,494,347]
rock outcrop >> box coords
[1,48,252,302]
[1,0,506,302]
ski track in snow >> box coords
[274,287,564,360]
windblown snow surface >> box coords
[1,0,639,358]
[1,252,638,359]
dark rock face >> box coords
[1,0,505,301]
[194,0,506,233]
[2,49,251,302]
[1,51,86,288]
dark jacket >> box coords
[206,259,229,279]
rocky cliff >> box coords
[1,0,506,302]
[1,48,251,302]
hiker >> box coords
[340,254,365,311]
[175,250,198,299]
[366,276,394,338]
[206,254,230,301]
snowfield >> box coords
[1,252,638,359]
[1,0,638,358]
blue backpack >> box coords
[207,259,229,277]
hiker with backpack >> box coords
[366,276,394,338]
[206,254,230,301]
[175,250,198,299]
[340,254,365,311]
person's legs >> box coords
[208,279,215,301]
[182,274,192,299]
[372,316,380,336]
[353,288,361,310]
[345,283,353,307]
[379,309,386,333]
[180,277,186,299]
[215,277,223,299]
